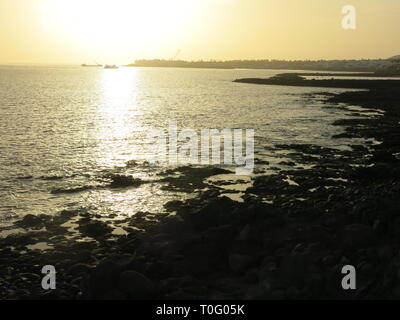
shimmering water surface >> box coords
[0,66,374,228]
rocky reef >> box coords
[234,73,400,89]
[1,83,400,300]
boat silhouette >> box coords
[104,65,119,69]
[81,62,102,67]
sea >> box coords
[0,65,377,232]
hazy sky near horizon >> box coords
[0,0,399,64]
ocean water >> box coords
[0,65,372,229]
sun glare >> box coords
[42,0,197,60]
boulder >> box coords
[118,270,156,299]
[85,256,134,299]
[189,197,235,231]
[18,214,44,229]
[79,221,112,238]
[341,224,374,249]
[229,254,255,273]
[158,215,186,235]
[67,263,92,277]
[109,175,143,188]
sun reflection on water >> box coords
[96,68,142,167]
[101,68,138,110]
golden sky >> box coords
[0,0,399,64]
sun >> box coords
[42,0,197,61]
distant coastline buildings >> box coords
[129,56,400,73]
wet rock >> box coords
[74,249,94,263]
[51,185,94,194]
[109,175,143,188]
[353,163,400,181]
[158,215,186,236]
[71,241,98,251]
[229,254,255,273]
[370,151,398,163]
[285,286,300,299]
[341,224,374,249]
[377,245,393,261]
[255,158,270,165]
[79,221,112,238]
[164,290,198,300]
[4,233,37,246]
[179,239,228,275]
[279,161,296,167]
[244,285,266,300]
[85,255,134,299]
[164,200,184,212]
[279,249,314,287]
[248,174,299,196]
[160,166,231,192]
[36,290,65,300]
[303,272,324,296]
[269,290,285,300]
[100,289,126,300]
[118,270,156,299]
[137,234,178,257]
[144,260,173,279]
[160,276,201,293]
[59,209,81,219]
[244,268,259,284]
[67,263,92,277]
[19,273,41,282]
[18,214,44,229]
[209,292,236,300]
[188,197,236,231]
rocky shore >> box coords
[234,72,400,89]
[1,80,400,300]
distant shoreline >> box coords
[234,72,400,89]
[129,58,400,73]
[126,64,383,72]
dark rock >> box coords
[370,151,398,163]
[67,263,92,277]
[4,233,37,246]
[188,197,236,231]
[109,175,143,188]
[201,224,235,252]
[51,185,94,194]
[75,249,94,262]
[100,289,126,300]
[79,220,112,238]
[279,161,296,166]
[164,290,198,300]
[164,200,184,212]
[244,285,266,300]
[229,254,255,273]
[158,215,186,235]
[160,276,201,294]
[179,238,228,275]
[118,270,155,299]
[18,214,44,229]
[341,224,374,249]
[85,256,134,299]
